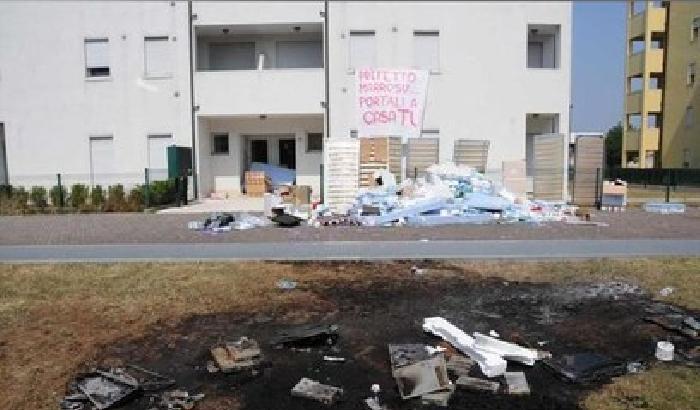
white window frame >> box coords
[413,30,440,74]
[688,62,696,86]
[348,30,376,73]
[421,129,440,138]
[84,37,110,80]
[686,106,695,129]
[211,133,230,155]
[306,132,323,152]
[144,36,173,79]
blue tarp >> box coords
[249,162,296,186]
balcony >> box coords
[629,6,666,39]
[628,48,664,77]
[625,129,640,151]
[642,127,660,151]
[192,2,323,26]
[626,92,643,114]
[646,88,663,112]
[195,69,323,116]
[625,89,662,114]
[194,23,324,116]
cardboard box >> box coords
[245,171,270,197]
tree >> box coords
[605,123,622,169]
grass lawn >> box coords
[1,259,699,410]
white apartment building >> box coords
[0,0,571,199]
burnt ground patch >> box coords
[88,274,697,410]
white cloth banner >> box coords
[355,67,429,139]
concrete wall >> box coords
[0,0,192,187]
[327,1,572,173]
[198,115,323,198]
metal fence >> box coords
[0,168,190,213]
[595,168,700,205]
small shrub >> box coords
[69,184,89,209]
[127,186,144,212]
[150,179,176,206]
[30,186,48,208]
[91,185,105,208]
[50,185,64,207]
[12,187,28,209]
[0,184,11,200]
[105,184,127,212]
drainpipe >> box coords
[188,0,198,198]
[324,0,330,140]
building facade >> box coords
[0,0,572,199]
[623,0,700,168]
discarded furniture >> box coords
[291,377,343,405]
[210,336,263,373]
[388,344,450,399]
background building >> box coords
[0,0,572,199]
[623,0,700,168]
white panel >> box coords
[85,39,109,68]
[89,136,115,186]
[209,42,255,70]
[349,32,376,70]
[325,138,359,213]
[413,32,439,71]
[147,134,173,170]
[145,36,172,77]
[276,41,322,69]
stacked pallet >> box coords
[245,171,270,197]
[501,160,528,198]
[532,133,566,201]
[324,138,359,213]
[359,137,402,187]
[453,139,490,173]
[572,135,604,206]
[406,138,439,179]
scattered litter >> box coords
[425,345,446,355]
[271,213,303,227]
[645,314,699,338]
[62,366,177,410]
[564,220,609,227]
[643,201,686,214]
[504,371,530,395]
[388,344,450,399]
[455,375,500,393]
[626,361,646,374]
[210,337,263,373]
[684,316,700,331]
[365,385,384,410]
[544,353,626,383]
[472,332,541,366]
[445,354,475,376]
[276,279,297,290]
[489,330,500,338]
[323,356,346,363]
[410,265,426,275]
[291,377,343,405]
[155,390,205,410]
[420,383,455,407]
[233,213,271,230]
[659,287,675,297]
[272,324,339,347]
[422,317,507,377]
[656,341,674,361]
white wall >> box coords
[198,115,323,197]
[327,1,572,173]
[0,0,192,187]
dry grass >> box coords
[0,259,698,410]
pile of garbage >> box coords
[189,162,587,231]
[330,163,578,227]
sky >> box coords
[572,0,627,133]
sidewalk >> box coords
[157,196,264,214]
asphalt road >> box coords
[1,239,699,262]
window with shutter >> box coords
[145,36,172,78]
[413,31,440,72]
[84,38,110,78]
[349,31,376,71]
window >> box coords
[89,135,115,187]
[350,129,358,138]
[413,31,439,72]
[211,133,229,155]
[276,41,323,69]
[349,31,376,71]
[147,134,173,170]
[686,106,695,129]
[307,133,323,152]
[692,17,700,41]
[688,63,696,86]
[144,36,172,78]
[683,149,691,168]
[421,129,440,138]
[527,25,560,69]
[209,42,256,70]
[627,114,642,130]
[84,38,110,78]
